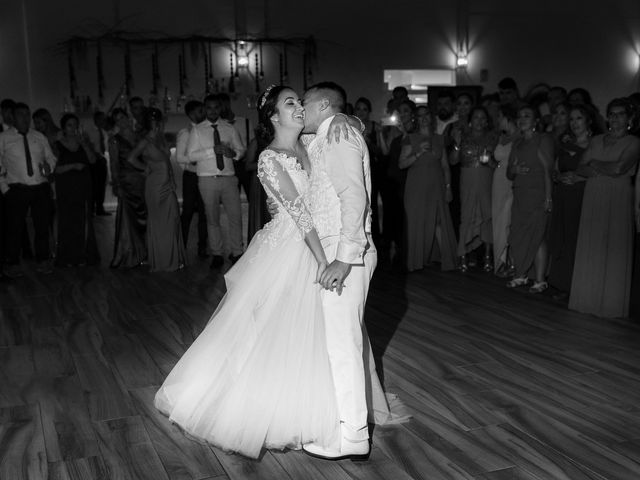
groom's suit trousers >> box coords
[320,236,377,441]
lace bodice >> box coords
[251,150,314,256]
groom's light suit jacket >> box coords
[305,115,373,262]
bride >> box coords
[154,85,390,459]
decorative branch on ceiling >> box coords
[60,32,316,113]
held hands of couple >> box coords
[319,260,351,296]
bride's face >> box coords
[271,89,305,131]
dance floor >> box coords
[1,214,640,480]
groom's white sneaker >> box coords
[302,424,370,461]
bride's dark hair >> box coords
[256,85,291,146]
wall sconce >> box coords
[456,52,468,68]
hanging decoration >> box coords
[124,43,133,97]
[228,52,235,93]
[203,42,210,94]
[254,53,260,93]
[259,42,264,80]
[96,41,105,103]
[68,43,77,100]
[57,33,315,114]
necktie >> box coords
[20,132,34,177]
[212,124,225,171]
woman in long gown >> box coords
[450,106,498,272]
[53,113,99,266]
[398,105,457,271]
[154,86,391,459]
[492,105,518,275]
[127,108,186,272]
[108,108,147,268]
[547,105,593,298]
[569,98,640,318]
[506,105,554,293]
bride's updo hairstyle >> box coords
[256,84,290,145]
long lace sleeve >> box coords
[257,150,314,234]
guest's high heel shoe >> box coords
[483,254,492,272]
[459,255,468,273]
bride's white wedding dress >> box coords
[154,149,392,459]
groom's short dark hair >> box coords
[307,82,347,113]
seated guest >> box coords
[570,98,640,318]
[109,108,147,268]
[0,102,57,277]
[127,108,185,272]
[450,106,498,272]
[492,105,519,275]
[53,113,99,266]
[86,111,111,215]
[398,105,457,271]
[547,105,595,299]
[176,100,208,257]
[506,105,554,293]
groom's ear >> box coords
[270,113,279,124]
[319,98,330,112]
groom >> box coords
[300,82,376,461]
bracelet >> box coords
[452,144,460,151]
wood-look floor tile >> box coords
[213,450,292,480]
[47,456,109,480]
[32,327,75,377]
[0,307,31,346]
[0,404,48,480]
[102,334,164,389]
[129,387,225,480]
[270,449,354,480]
[0,345,35,377]
[94,415,169,480]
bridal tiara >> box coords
[259,84,277,109]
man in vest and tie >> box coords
[0,102,57,277]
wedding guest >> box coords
[547,105,593,299]
[1,99,32,261]
[176,100,208,258]
[498,77,522,109]
[109,108,147,268]
[32,108,62,149]
[187,94,245,268]
[1,99,16,132]
[481,93,501,131]
[53,113,99,266]
[435,89,457,135]
[570,98,640,318]
[450,106,498,272]
[129,96,146,132]
[492,105,518,275]
[384,99,415,264]
[548,102,571,142]
[567,88,606,133]
[399,106,457,271]
[354,97,383,245]
[506,105,554,293]
[444,92,474,239]
[87,111,110,215]
[0,102,57,277]
[128,108,185,272]
[218,93,253,203]
[244,134,271,242]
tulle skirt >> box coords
[154,220,342,458]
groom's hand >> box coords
[320,260,351,295]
